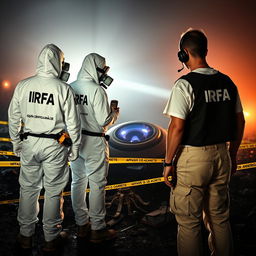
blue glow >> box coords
[115,123,155,143]
[131,136,140,142]
[141,128,149,134]
[120,130,127,136]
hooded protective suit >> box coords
[8,44,81,242]
[70,53,118,231]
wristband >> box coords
[163,160,174,167]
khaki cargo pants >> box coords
[170,143,233,256]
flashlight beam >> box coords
[116,79,170,99]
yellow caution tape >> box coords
[0,161,70,167]
[0,151,15,156]
[0,161,20,167]
[237,162,256,170]
[0,161,256,205]
[0,121,8,125]
[0,158,256,169]
[1,141,256,148]
[105,177,166,190]
[0,177,169,205]
[239,143,256,150]
[0,155,165,165]
[0,199,20,205]
[0,160,255,205]
[0,138,11,142]
[109,157,164,164]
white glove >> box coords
[68,147,79,162]
[13,141,22,157]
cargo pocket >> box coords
[170,186,191,216]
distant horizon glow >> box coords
[244,111,250,118]
[2,80,10,88]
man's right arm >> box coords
[229,111,245,174]
[8,86,22,142]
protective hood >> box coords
[77,53,105,84]
[36,44,63,78]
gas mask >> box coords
[96,66,113,89]
[60,62,70,82]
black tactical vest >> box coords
[180,71,238,146]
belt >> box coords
[20,132,72,147]
[81,130,110,141]
[180,143,227,152]
[20,132,59,141]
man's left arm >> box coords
[8,85,22,156]
[163,116,185,188]
[63,87,81,161]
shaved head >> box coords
[180,29,208,58]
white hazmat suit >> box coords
[70,53,118,231]
[8,44,81,242]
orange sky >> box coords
[207,43,255,137]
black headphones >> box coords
[177,36,189,72]
[178,49,189,63]
[177,35,189,63]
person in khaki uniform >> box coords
[163,29,245,256]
